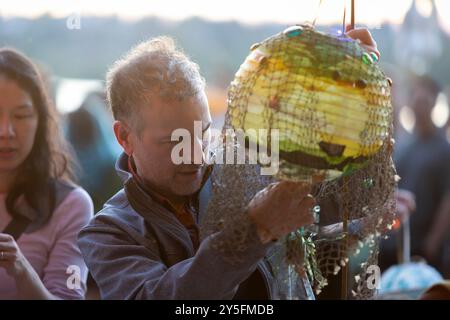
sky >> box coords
[1,0,450,32]
[2,0,448,127]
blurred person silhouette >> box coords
[65,91,122,212]
[380,75,450,277]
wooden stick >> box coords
[341,2,355,299]
[351,0,355,29]
[342,4,346,34]
[341,177,349,300]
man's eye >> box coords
[165,137,182,144]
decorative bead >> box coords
[355,79,368,89]
[250,42,260,51]
[370,52,379,62]
[312,205,320,223]
[387,77,393,87]
[332,70,341,81]
[334,265,341,274]
[283,25,303,38]
[249,50,266,64]
[363,178,374,188]
[362,52,374,65]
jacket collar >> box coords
[119,153,196,257]
[116,151,213,222]
[115,152,133,184]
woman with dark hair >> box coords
[0,48,93,299]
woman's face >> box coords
[0,76,38,176]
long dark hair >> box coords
[0,48,75,229]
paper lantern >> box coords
[227,24,393,181]
[203,24,398,298]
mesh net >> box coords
[227,24,392,182]
[200,25,397,299]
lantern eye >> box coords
[355,79,368,89]
[332,70,341,81]
[319,141,346,157]
[250,42,260,51]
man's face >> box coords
[124,92,212,198]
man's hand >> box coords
[247,181,316,244]
[345,25,380,59]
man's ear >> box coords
[113,120,134,156]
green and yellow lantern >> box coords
[226,24,393,181]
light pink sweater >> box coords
[0,187,93,299]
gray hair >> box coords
[106,36,206,124]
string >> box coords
[342,2,347,34]
[342,0,356,34]
[312,0,324,27]
[351,0,355,29]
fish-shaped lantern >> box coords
[227,24,393,181]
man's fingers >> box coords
[287,181,312,198]
[301,194,316,207]
[292,212,315,230]
[306,214,315,225]
[345,28,379,58]
[346,28,376,46]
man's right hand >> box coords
[247,181,316,244]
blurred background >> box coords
[1,0,450,298]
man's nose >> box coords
[192,135,206,165]
[0,116,16,139]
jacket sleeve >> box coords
[78,212,273,300]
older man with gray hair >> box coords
[78,36,315,299]
[78,29,384,299]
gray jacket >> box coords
[78,153,279,299]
